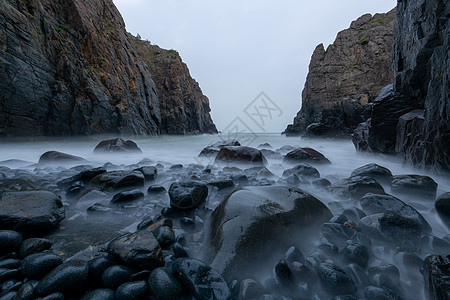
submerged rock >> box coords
[282,163,320,179]
[94,138,142,153]
[215,146,266,165]
[89,171,145,191]
[328,176,385,200]
[350,163,393,184]
[199,140,241,157]
[38,151,86,164]
[284,147,331,164]
[203,185,332,281]
[0,190,64,233]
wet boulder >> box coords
[215,146,266,165]
[34,260,89,297]
[171,258,231,300]
[38,151,86,164]
[328,176,385,200]
[111,189,144,204]
[360,193,431,234]
[423,255,450,300]
[203,185,332,281]
[93,138,142,153]
[89,171,145,191]
[115,281,148,300]
[169,181,208,211]
[0,179,41,192]
[350,163,393,184]
[282,163,320,179]
[364,286,402,300]
[80,289,115,300]
[21,253,63,279]
[57,167,106,189]
[107,229,164,270]
[101,265,134,290]
[391,174,438,199]
[435,192,450,227]
[0,190,64,233]
[360,213,422,252]
[316,262,356,296]
[199,140,241,157]
[135,166,157,181]
[283,147,331,164]
[341,241,369,268]
[148,267,184,300]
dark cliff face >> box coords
[0,0,216,136]
[134,43,217,135]
[355,0,449,171]
[284,9,396,136]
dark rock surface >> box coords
[215,146,266,165]
[89,171,145,191]
[284,9,395,137]
[423,255,450,300]
[38,151,86,164]
[203,185,332,281]
[199,140,241,157]
[328,176,385,200]
[350,163,393,184]
[435,192,450,227]
[0,230,22,255]
[94,138,142,153]
[317,262,356,296]
[168,181,208,211]
[148,267,184,300]
[391,174,438,199]
[354,0,450,171]
[21,253,63,279]
[284,147,331,164]
[0,190,64,233]
[0,0,216,136]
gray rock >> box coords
[0,230,22,255]
[107,229,163,270]
[360,193,431,234]
[38,151,86,164]
[328,176,385,200]
[111,189,144,204]
[19,238,52,258]
[169,181,208,211]
[199,140,241,157]
[171,258,231,300]
[34,260,88,296]
[21,253,63,279]
[115,281,148,300]
[89,171,145,191]
[364,286,402,300]
[203,185,332,281]
[94,138,142,153]
[0,190,64,233]
[391,174,438,199]
[215,146,266,165]
[101,265,134,290]
[435,192,450,227]
[350,163,393,184]
[148,268,184,300]
[282,163,320,179]
[135,166,157,181]
[80,288,115,300]
[316,262,356,296]
[284,148,330,164]
[423,255,450,300]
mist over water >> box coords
[1,134,448,298]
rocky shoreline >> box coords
[0,138,449,299]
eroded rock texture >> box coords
[0,0,216,136]
[284,9,395,137]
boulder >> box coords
[148,268,184,300]
[364,286,402,300]
[352,120,371,151]
[169,181,208,211]
[101,265,134,290]
[0,179,41,192]
[328,176,385,200]
[171,258,231,300]
[423,255,450,300]
[215,146,266,165]
[435,192,450,227]
[57,167,106,189]
[360,213,422,252]
[203,185,332,281]
[0,230,22,255]
[391,174,438,199]
[34,260,89,297]
[316,262,356,296]
[111,189,145,204]
[282,163,320,179]
[115,281,148,300]
[89,171,145,191]
[135,166,157,181]
[350,163,393,184]
[107,229,163,270]
[94,138,142,153]
[38,151,86,164]
[283,148,330,164]
[81,289,115,300]
[360,193,431,234]
[0,190,64,233]
[199,140,241,157]
[21,253,63,279]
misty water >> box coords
[1,134,449,298]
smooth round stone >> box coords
[1,279,21,295]
[152,226,175,248]
[148,268,184,300]
[87,256,117,283]
[19,238,52,258]
[172,243,188,258]
[316,262,356,296]
[0,231,22,256]
[391,174,438,199]
[34,260,88,297]
[332,295,358,300]
[15,282,34,300]
[350,163,393,184]
[21,253,63,279]
[169,181,208,211]
[147,185,166,195]
[0,292,16,300]
[312,178,332,188]
[282,163,320,179]
[115,281,148,300]
[171,258,231,300]
[111,189,144,204]
[0,258,21,269]
[80,288,115,300]
[39,292,64,300]
[130,270,151,281]
[435,192,450,226]
[0,268,21,282]
[101,265,134,290]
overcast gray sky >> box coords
[113,0,396,133]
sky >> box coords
[113,0,396,133]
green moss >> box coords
[55,24,68,32]
[377,17,385,25]
[357,38,370,45]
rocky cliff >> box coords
[284,9,396,137]
[354,0,449,171]
[0,0,217,136]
